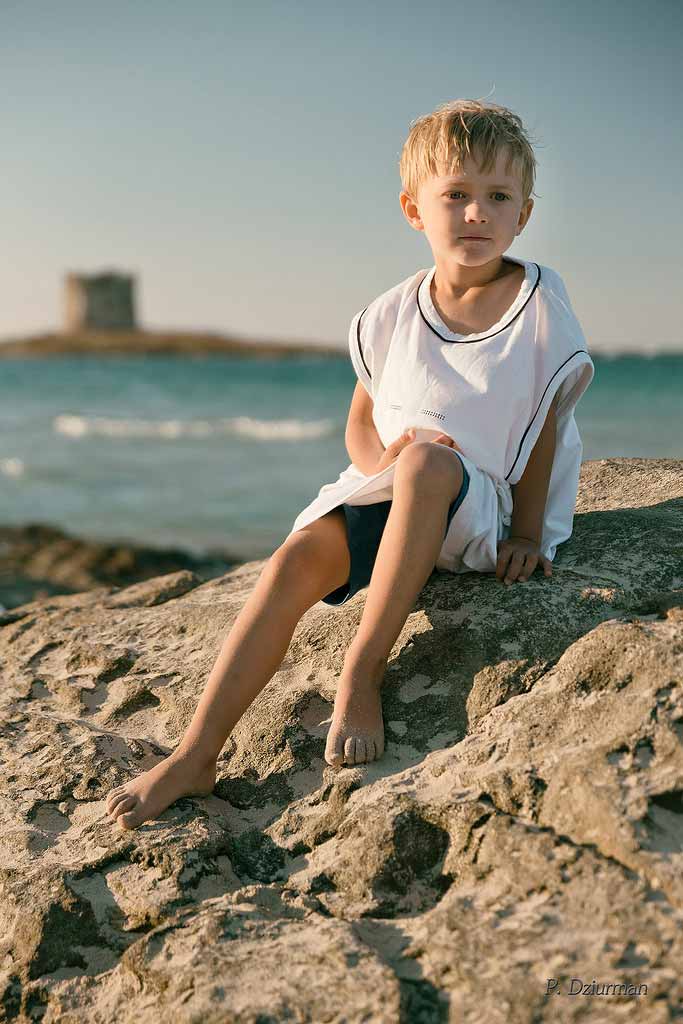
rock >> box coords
[0,457,682,1022]
[0,522,241,611]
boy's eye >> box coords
[447,191,510,201]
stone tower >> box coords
[63,271,137,332]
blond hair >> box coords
[399,99,540,204]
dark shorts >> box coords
[321,453,471,606]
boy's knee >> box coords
[395,441,463,491]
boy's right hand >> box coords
[372,429,458,474]
[373,428,417,473]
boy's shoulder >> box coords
[535,261,586,324]
[356,267,429,323]
[348,270,429,391]
[533,262,591,357]
[535,261,574,306]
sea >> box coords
[0,352,681,563]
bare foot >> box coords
[105,752,217,830]
[324,662,386,767]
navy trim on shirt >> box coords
[416,262,541,344]
[505,348,590,481]
[356,306,371,380]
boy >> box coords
[107,99,593,829]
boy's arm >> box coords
[509,391,561,546]
[345,382,385,475]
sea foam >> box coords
[53,413,335,441]
[0,458,24,477]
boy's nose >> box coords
[464,204,487,218]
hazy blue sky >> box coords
[2,0,681,353]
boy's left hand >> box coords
[496,535,553,586]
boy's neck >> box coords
[433,254,512,298]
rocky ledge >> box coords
[1,457,682,1023]
[0,523,240,611]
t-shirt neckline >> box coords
[417,256,537,344]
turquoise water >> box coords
[0,352,681,561]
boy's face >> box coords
[400,146,533,266]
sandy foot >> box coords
[324,673,386,767]
[105,753,216,830]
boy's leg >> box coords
[106,508,351,829]
[325,442,464,767]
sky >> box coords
[2,0,681,354]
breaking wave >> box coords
[53,413,336,442]
[0,458,24,477]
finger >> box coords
[389,430,413,454]
[504,553,526,585]
[496,545,515,581]
[517,555,537,582]
[496,552,511,581]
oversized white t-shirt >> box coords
[287,256,594,569]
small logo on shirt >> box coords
[419,408,446,421]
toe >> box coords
[109,794,135,819]
[366,739,377,762]
[106,786,125,810]
[117,809,143,831]
[355,737,367,764]
[107,790,133,815]
[343,737,356,765]
[325,732,345,767]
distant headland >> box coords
[0,268,345,358]
[0,330,346,359]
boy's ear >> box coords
[400,190,424,231]
[516,198,534,234]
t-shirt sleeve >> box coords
[541,270,594,417]
[347,280,409,400]
[347,306,373,397]
[507,267,595,562]
[507,269,594,486]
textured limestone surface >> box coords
[1,457,682,1023]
